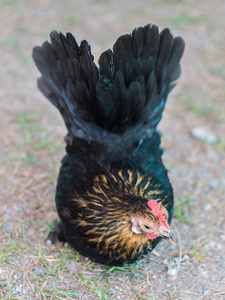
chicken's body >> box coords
[33,23,184,265]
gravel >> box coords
[191,126,218,143]
[1,0,225,299]
[33,266,42,276]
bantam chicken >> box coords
[32,23,185,266]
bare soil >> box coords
[0,0,225,299]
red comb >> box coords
[147,200,169,230]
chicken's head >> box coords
[131,200,175,243]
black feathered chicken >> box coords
[32,23,185,266]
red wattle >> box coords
[146,234,158,239]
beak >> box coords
[162,231,175,244]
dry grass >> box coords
[1,0,225,299]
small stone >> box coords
[163,259,169,264]
[46,239,52,245]
[105,12,117,22]
[210,179,220,189]
[210,155,220,162]
[220,234,225,241]
[33,266,41,276]
[181,152,190,159]
[172,256,180,264]
[130,273,136,279]
[203,285,209,296]
[183,254,190,261]
[138,273,145,280]
[191,126,218,143]
[15,286,22,293]
[167,265,176,276]
[168,244,176,251]
[204,203,212,212]
[203,186,211,194]
[5,224,12,233]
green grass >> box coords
[35,135,61,152]
[92,0,111,4]
[216,138,225,151]
[177,91,217,118]
[190,223,219,262]
[14,110,62,167]
[100,263,140,281]
[150,287,156,300]
[21,55,34,68]
[2,0,19,6]
[214,65,225,78]
[3,156,11,167]
[0,36,17,47]
[96,36,112,48]
[16,152,40,165]
[45,221,56,239]
[16,110,42,133]
[169,15,201,29]
[165,0,183,2]
[24,243,82,298]
[132,288,147,300]
[78,272,110,299]
[32,274,80,299]
[65,14,80,25]
[37,244,63,279]
[75,262,143,299]
[6,274,13,299]
[49,173,57,184]
[174,196,195,225]
[0,230,24,273]
[30,244,143,300]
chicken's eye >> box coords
[144,224,150,229]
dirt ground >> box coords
[0,0,225,299]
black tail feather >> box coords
[33,23,185,155]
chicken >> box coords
[32,23,185,266]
